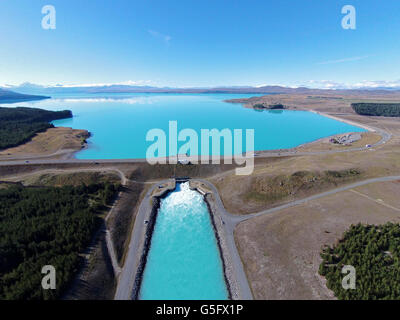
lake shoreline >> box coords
[67,104,372,160]
[1,93,381,162]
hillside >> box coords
[0,107,72,150]
[0,88,49,103]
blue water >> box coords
[4,93,366,158]
[139,182,228,300]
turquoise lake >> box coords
[139,182,228,300]
[6,93,366,159]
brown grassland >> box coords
[0,127,89,159]
[235,180,400,299]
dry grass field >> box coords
[235,180,400,300]
[0,127,88,159]
[210,133,400,214]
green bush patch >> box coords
[319,222,400,300]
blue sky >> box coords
[0,0,399,88]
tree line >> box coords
[0,182,119,300]
[0,107,72,150]
[352,103,400,117]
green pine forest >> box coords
[351,103,400,117]
[0,107,72,150]
[0,182,119,300]
[319,222,400,300]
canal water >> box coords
[139,182,229,300]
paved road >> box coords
[196,179,253,299]
[0,158,147,166]
[1,167,128,184]
[114,182,161,300]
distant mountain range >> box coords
[2,82,400,98]
[0,88,49,103]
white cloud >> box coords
[0,80,157,89]
[53,80,154,88]
[316,55,371,65]
[302,79,400,89]
[351,80,400,88]
[55,97,158,104]
[304,80,344,89]
[148,30,172,44]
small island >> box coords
[252,103,286,110]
